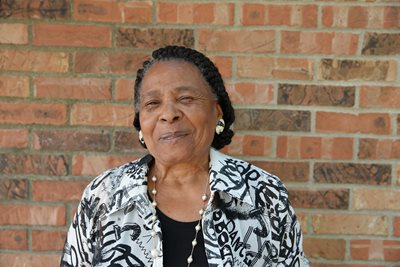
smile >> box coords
[159,131,189,141]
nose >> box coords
[159,102,182,123]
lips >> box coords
[159,131,189,141]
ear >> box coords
[215,103,223,120]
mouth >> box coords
[159,131,189,142]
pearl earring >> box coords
[215,119,225,135]
[138,130,145,144]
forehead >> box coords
[140,60,211,93]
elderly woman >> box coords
[61,46,309,267]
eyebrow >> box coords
[175,86,202,94]
[141,86,204,98]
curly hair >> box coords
[133,45,235,150]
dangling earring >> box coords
[138,130,145,144]
[215,119,225,135]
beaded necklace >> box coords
[149,175,209,266]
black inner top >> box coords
[156,207,209,267]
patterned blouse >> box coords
[61,148,309,267]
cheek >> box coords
[197,113,218,136]
[138,113,155,133]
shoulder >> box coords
[79,154,151,209]
[210,149,288,209]
[85,158,140,191]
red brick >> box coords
[359,138,400,159]
[72,155,137,176]
[290,189,349,209]
[32,180,88,202]
[312,214,388,235]
[237,56,313,80]
[0,49,68,73]
[70,103,133,127]
[0,76,29,97]
[0,24,28,44]
[0,102,67,126]
[114,131,147,153]
[208,56,232,79]
[74,51,148,74]
[0,154,68,176]
[303,238,345,260]
[0,179,27,200]
[32,230,66,251]
[348,6,371,28]
[394,217,400,236]
[34,77,112,100]
[74,0,122,22]
[224,134,272,156]
[0,230,27,250]
[0,0,69,19]
[384,6,400,28]
[33,24,111,48]
[332,32,358,55]
[351,240,400,261]
[398,116,400,135]
[360,86,400,108]
[157,2,177,22]
[226,83,273,105]
[322,6,351,28]
[115,79,135,101]
[158,2,234,25]
[198,30,275,53]
[235,109,310,132]
[316,112,391,135]
[362,33,400,55]
[294,5,318,27]
[319,59,397,81]
[250,161,309,183]
[277,84,355,107]
[297,214,307,234]
[277,136,353,160]
[214,3,235,25]
[116,28,194,49]
[71,206,78,220]
[352,188,400,211]
[281,31,358,55]
[178,3,214,23]
[73,1,154,24]
[0,204,65,226]
[241,3,265,25]
[0,253,61,267]
[277,136,303,158]
[34,129,110,152]
[0,129,28,148]
[241,4,317,27]
[314,162,390,185]
[124,1,152,23]
[358,113,392,134]
[323,6,399,29]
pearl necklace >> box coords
[150,175,209,266]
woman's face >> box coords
[139,60,222,166]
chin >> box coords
[153,144,197,162]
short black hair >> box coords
[133,45,235,150]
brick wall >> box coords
[0,0,399,266]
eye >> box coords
[144,100,160,109]
[178,96,194,103]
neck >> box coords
[150,156,209,185]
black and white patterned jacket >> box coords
[61,148,309,267]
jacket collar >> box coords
[208,148,254,206]
[109,148,254,216]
